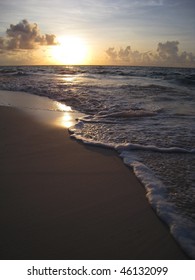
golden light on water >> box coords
[53,101,74,128]
[57,112,74,128]
[50,36,88,65]
[56,102,72,112]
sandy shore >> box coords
[0,105,188,259]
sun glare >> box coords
[51,36,88,65]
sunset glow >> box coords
[0,1,194,67]
[51,36,88,65]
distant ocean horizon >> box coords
[0,65,195,258]
[1,64,195,68]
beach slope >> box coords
[0,106,187,259]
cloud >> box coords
[0,37,4,49]
[156,41,195,66]
[0,19,57,51]
[106,45,153,65]
[106,41,195,67]
[157,41,179,62]
[105,47,118,61]
[118,46,131,62]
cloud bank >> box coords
[0,19,194,67]
[106,41,195,67]
[0,19,57,51]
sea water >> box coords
[0,65,195,258]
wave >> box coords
[73,110,160,126]
[0,69,29,76]
[116,142,195,154]
[70,121,195,153]
[56,69,79,75]
[69,124,195,258]
[120,151,195,259]
[96,109,158,119]
[176,75,195,86]
[163,71,195,87]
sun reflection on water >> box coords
[56,102,72,112]
[59,113,74,128]
[62,76,75,83]
[53,101,75,128]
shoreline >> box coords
[0,102,188,259]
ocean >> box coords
[0,65,195,258]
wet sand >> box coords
[0,105,188,259]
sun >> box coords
[50,36,88,65]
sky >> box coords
[0,0,195,66]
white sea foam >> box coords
[120,150,195,259]
[116,142,195,154]
[70,123,195,154]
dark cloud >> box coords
[157,41,179,62]
[0,19,57,51]
[106,41,195,67]
[156,41,195,66]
